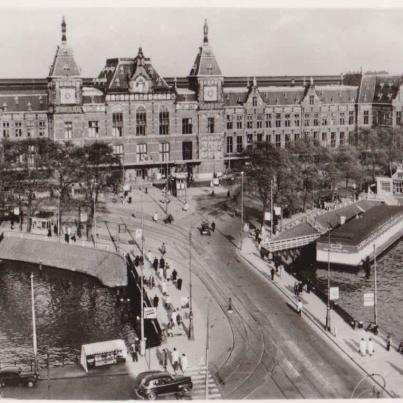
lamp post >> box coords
[188,229,194,340]
[325,227,332,332]
[240,171,244,250]
[351,373,386,398]
[30,273,38,373]
[373,244,378,326]
[270,178,274,237]
[140,188,146,355]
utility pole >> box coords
[373,244,377,326]
[270,178,274,237]
[325,228,331,331]
[31,273,38,373]
[140,190,146,355]
[57,192,61,241]
[240,171,244,250]
[205,299,210,400]
[165,162,169,219]
[189,229,194,340]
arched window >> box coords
[159,107,169,135]
[136,106,146,136]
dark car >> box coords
[0,367,39,388]
[134,370,192,400]
[200,221,211,236]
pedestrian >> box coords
[298,281,304,295]
[130,343,138,362]
[359,337,367,356]
[162,348,168,370]
[150,276,155,289]
[153,295,159,308]
[176,311,182,326]
[161,242,167,255]
[158,267,163,280]
[398,339,403,354]
[296,299,303,316]
[177,278,183,291]
[10,218,14,230]
[171,269,178,284]
[270,268,275,281]
[153,212,159,222]
[147,249,152,263]
[134,255,140,267]
[367,337,375,356]
[153,257,159,271]
[171,348,179,372]
[180,353,188,373]
[64,232,69,243]
[159,257,165,269]
[161,281,167,296]
[386,334,391,351]
[71,233,76,242]
[211,221,216,232]
[47,228,52,237]
[294,281,299,297]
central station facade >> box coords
[1,18,403,182]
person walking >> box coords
[161,281,167,296]
[180,353,188,373]
[153,295,159,308]
[157,267,163,280]
[386,334,391,351]
[146,250,152,263]
[171,348,179,372]
[367,337,375,356]
[171,269,178,284]
[161,242,167,255]
[47,228,52,237]
[176,311,182,326]
[177,278,183,291]
[211,221,216,232]
[359,337,367,356]
[159,257,165,269]
[270,268,275,281]
[130,343,138,362]
[153,257,159,272]
[162,348,168,370]
[296,299,303,316]
[294,281,299,297]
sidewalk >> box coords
[240,235,403,398]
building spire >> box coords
[61,16,67,43]
[203,19,208,44]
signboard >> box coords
[144,307,157,319]
[264,212,272,221]
[135,229,143,239]
[274,206,282,216]
[80,212,88,223]
[364,292,375,307]
[13,207,20,216]
[329,287,339,301]
[173,172,187,179]
[213,178,219,186]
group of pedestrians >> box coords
[359,336,375,356]
[163,347,188,373]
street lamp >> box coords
[188,229,194,340]
[240,171,244,250]
[351,373,386,398]
[325,227,331,332]
[30,273,38,373]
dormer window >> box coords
[15,96,19,105]
[63,64,69,71]
[378,93,382,100]
[39,96,43,104]
[252,96,257,107]
[2,102,7,112]
[379,82,384,89]
[115,78,120,87]
[27,101,32,111]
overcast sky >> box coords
[1,7,403,78]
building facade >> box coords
[1,18,403,183]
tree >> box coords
[77,142,123,240]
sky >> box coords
[1,5,403,78]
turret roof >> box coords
[189,20,222,77]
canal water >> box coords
[315,240,403,342]
[0,261,132,368]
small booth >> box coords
[80,339,127,372]
[31,211,55,234]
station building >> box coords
[1,18,403,183]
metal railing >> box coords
[262,232,321,252]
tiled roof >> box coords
[259,86,305,105]
[48,44,81,78]
[0,93,48,112]
[97,49,171,93]
[223,88,249,106]
[315,85,358,104]
[358,75,377,103]
[373,75,402,104]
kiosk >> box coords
[80,339,127,372]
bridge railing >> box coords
[262,232,321,252]
[1,231,111,252]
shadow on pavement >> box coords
[387,361,403,376]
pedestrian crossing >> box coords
[183,366,222,400]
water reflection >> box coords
[316,240,403,341]
[0,261,132,368]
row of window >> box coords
[70,115,216,139]
[112,142,193,162]
[225,131,353,153]
[2,121,46,138]
[226,111,356,130]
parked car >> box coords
[0,367,38,388]
[200,221,211,236]
[133,370,192,400]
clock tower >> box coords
[188,20,224,107]
[48,17,82,113]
